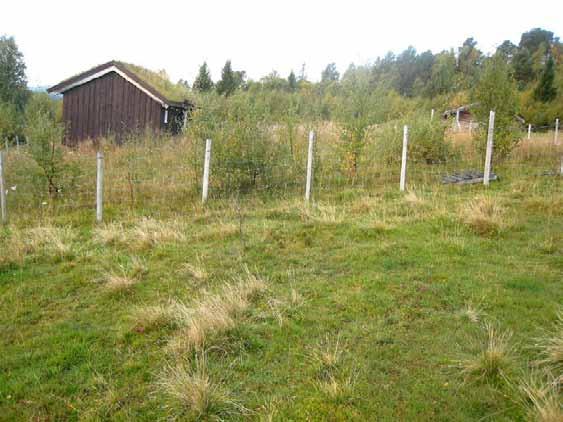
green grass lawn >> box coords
[0,175,561,421]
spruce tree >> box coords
[534,56,557,102]
[193,62,214,92]
[216,60,237,96]
[288,71,297,92]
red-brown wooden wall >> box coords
[62,72,163,144]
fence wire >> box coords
[1,125,561,224]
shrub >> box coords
[24,112,79,197]
[371,113,451,165]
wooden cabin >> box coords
[48,60,193,144]
[442,103,477,131]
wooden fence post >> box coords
[527,124,532,140]
[202,139,212,203]
[400,125,408,192]
[555,118,560,145]
[0,151,7,224]
[305,130,315,202]
[483,111,495,186]
[96,151,104,223]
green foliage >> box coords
[187,93,291,193]
[471,54,520,159]
[25,92,61,123]
[216,60,245,97]
[371,114,450,165]
[534,56,557,102]
[0,101,20,142]
[24,112,78,197]
[321,63,339,83]
[288,71,297,92]
[0,35,28,111]
[193,62,214,93]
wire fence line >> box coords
[0,119,561,225]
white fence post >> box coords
[555,118,560,145]
[305,130,315,202]
[483,111,495,186]
[96,151,104,223]
[0,151,6,224]
[202,139,212,203]
[527,124,532,140]
[400,125,408,192]
[455,109,461,131]
[430,109,435,121]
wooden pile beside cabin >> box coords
[48,60,193,144]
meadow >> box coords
[0,126,561,421]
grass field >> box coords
[0,134,562,421]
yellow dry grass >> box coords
[461,195,508,236]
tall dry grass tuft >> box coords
[93,222,126,246]
[156,355,237,419]
[316,372,355,401]
[457,323,514,383]
[178,255,208,283]
[519,371,562,422]
[461,195,508,236]
[310,334,343,373]
[1,226,76,265]
[168,267,266,354]
[301,203,345,224]
[536,312,563,378]
[93,218,186,250]
[131,218,187,250]
[101,256,147,291]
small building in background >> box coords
[443,103,477,131]
[48,60,192,144]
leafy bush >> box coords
[24,112,79,197]
[370,113,451,165]
[187,94,293,195]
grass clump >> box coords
[518,371,562,422]
[536,312,563,377]
[156,355,238,419]
[93,218,186,250]
[100,256,147,291]
[458,322,514,383]
[168,267,266,354]
[461,195,508,235]
[178,256,208,283]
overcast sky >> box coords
[2,0,561,87]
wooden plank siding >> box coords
[61,71,163,144]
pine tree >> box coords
[216,60,238,96]
[193,62,213,92]
[534,55,557,102]
[288,71,297,92]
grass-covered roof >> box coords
[118,62,190,104]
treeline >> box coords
[1,27,562,147]
[187,28,562,125]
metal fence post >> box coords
[0,151,7,223]
[96,151,104,223]
[483,111,495,186]
[202,139,212,203]
[305,130,315,202]
[400,125,408,192]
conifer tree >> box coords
[534,55,557,102]
[193,62,214,92]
